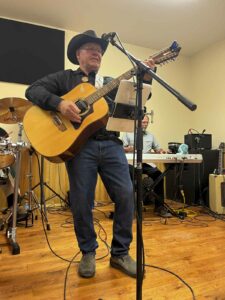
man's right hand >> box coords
[124,146,134,153]
[58,100,81,123]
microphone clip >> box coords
[101,32,117,42]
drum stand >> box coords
[5,123,25,254]
[20,147,40,227]
[32,155,66,206]
[21,149,51,230]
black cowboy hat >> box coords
[67,30,109,65]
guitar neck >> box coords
[85,40,181,106]
[86,68,135,105]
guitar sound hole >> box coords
[76,100,88,114]
[71,104,94,130]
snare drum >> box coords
[0,152,15,169]
[0,128,15,169]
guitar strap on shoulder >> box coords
[95,74,104,89]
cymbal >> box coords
[0,97,32,124]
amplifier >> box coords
[184,134,212,150]
[209,174,225,214]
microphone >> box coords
[101,32,116,42]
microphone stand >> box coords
[135,69,145,297]
[106,34,197,300]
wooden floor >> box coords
[1,200,225,300]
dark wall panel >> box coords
[0,18,65,85]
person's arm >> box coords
[25,69,81,123]
[124,145,134,153]
[122,133,134,153]
[143,59,156,87]
[154,148,166,154]
[25,70,69,111]
[151,135,166,154]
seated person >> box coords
[122,115,171,217]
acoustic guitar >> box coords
[23,41,181,163]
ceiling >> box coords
[1,0,225,56]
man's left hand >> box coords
[143,58,155,69]
[143,58,155,82]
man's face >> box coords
[76,42,103,73]
[142,116,149,131]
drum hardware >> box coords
[20,147,49,228]
[0,123,31,254]
[2,123,25,254]
[31,155,52,231]
[0,95,49,252]
[32,155,67,208]
[0,97,31,254]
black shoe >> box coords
[155,206,172,218]
[110,254,136,278]
[78,252,96,278]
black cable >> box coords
[198,205,225,222]
[63,251,80,300]
[94,207,111,219]
[40,204,77,263]
[57,164,68,200]
[63,217,110,300]
[145,263,196,300]
[39,205,111,300]
[94,218,111,259]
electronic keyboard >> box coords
[126,153,203,164]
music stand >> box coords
[107,80,151,132]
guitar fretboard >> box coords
[86,68,135,105]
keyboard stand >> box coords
[146,164,186,219]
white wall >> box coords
[189,38,225,149]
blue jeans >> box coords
[66,139,134,256]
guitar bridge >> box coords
[51,113,67,131]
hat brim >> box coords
[67,34,108,65]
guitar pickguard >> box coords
[72,105,94,129]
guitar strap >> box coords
[95,74,104,89]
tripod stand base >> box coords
[5,227,20,255]
[9,239,20,255]
[1,210,33,255]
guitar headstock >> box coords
[151,41,181,65]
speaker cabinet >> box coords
[166,150,219,205]
[209,174,225,214]
[184,134,212,150]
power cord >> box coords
[39,203,111,300]
[145,263,196,300]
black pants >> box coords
[129,163,164,208]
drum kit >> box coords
[0,97,45,255]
